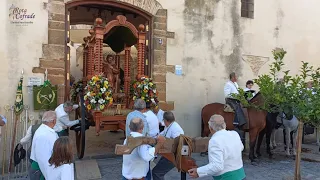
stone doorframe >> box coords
[33,0,175,110]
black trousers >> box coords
[152,157,175,180]
[226,98,247,126]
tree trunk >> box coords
[294,121,304,180]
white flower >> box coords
[90,99,97,104]
[153,89,156,93]
[98,99,105,104]
[86,92,91,97]
[100,87,106,93]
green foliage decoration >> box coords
[232,48,320,126]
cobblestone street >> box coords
[78,129,320,180]
[97,153,320,180]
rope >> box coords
[175,135,193,172]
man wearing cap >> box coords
[54,101,80,137]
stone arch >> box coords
[35,0,175,110]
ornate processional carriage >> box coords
[73,15,147,159]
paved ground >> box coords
[2,127,319,179]
[96,153,320,180]
[83,128,320,180]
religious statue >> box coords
[103,55,120,92]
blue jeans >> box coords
[152,157,175,180]
[146,163,151,180]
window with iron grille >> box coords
[241,0,254,19]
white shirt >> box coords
[159,121,184,138]
[20,126,32,145]
[244,87,256,98]
[122,132,155,179]
[30,124,59,179]
[54,104,79,132]
[156,109,165,126]
[47,164,75,180]
[144,110,160,138]
[197,129,244,177]
[224,81,239,98]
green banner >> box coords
[33,85,58,110]
[14,77,24,115]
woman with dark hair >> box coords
[47,137,74,180]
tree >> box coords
[233,48,320,180]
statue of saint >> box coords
[103,55,120,92]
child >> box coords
[47,137,74,180]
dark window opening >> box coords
[241,0,254,19]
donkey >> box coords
[271,113,299,156]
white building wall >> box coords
[159,0,320,137]
[1,0,320,139]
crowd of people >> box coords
[123,98,246,180]
[0,101,79,180]
[0,76,250,179]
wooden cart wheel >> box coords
[74,93,87,159]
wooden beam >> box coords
[115,136,210,155]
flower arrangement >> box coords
[84,75,113,111]
[70,80,84,103]
[132,76,159,104]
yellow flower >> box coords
[141,97,145,100]
[104,85,109,89]
[104,81,109,85]
[109,98,113,104]
[87,104,91,110]
[84,95,87,100]
[133,96,136,100]
[149,82,153,86]
[100,105,105,110]
[97,85,100,89]
[144,89,148,93]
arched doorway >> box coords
[34,0,174,111]
[65,1,153,99]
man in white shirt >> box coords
[122,118,165,180]
[126,99,149,137]
[54,101,80,137]
[29,111,59,180]
[143,102,160,180]
[152,111,184,180]
[224,72,247,128]
[188,114,246,179]
[152,104,165,131]
[144,102,160,138]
